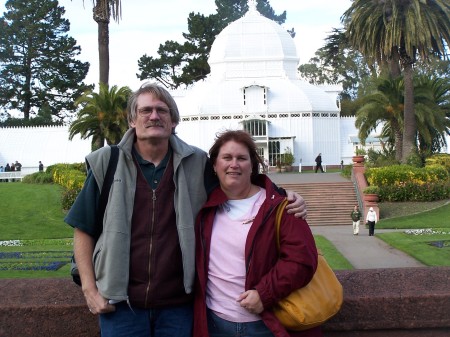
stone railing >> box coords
[1,267,449,336]
[351,157,379,221]
[0,171,24,181]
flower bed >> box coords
[0,239,73,272]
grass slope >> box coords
[0,183,73,240]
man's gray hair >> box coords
[127,82,180,130]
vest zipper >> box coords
[145,189,157,304]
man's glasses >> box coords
[137,106,170,117]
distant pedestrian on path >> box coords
[366,207,378,236]
[351,205,362,235]
[315,153,324,173]
[38,161,44,172]
[14,160,22,171]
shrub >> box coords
[365,164,449,201]
[426,154,450,173]
[282,147,295,166]
[378,181,449,201]
[365,165,448,186]
[363,185,379,194]
[49,163,86,210]
[406,151,424,168]
[341,164,352,179]
[22,172,53,184]
[61,187,83,210]
[365,148,398,167]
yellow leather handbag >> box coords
[272,199,343,331]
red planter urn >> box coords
[352,155,365,164]
[363,193,379,202]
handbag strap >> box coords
[275,198,289,252]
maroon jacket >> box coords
[194,175,322,337]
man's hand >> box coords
[84,286,116,315]
[285,190,307,219]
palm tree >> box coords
[69,83,131,151]
[85,0,122,85]
[414,76,450,154]
[355,76,404,161]
[342,0,450,163]
[356,75,450,159]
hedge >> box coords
[365,164,450,201]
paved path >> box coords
[269,172,425,269]
[310,226,424,269]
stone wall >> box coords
[1,267,449,336]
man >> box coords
[351,205,362,235]
[65,83,307,337]
[14,160,22,171]
[315,153,324,173]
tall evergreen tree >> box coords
[137,0,288,89]
[298,28,377,101]
[0,0,90,120]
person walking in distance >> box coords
[315,153,324,173]
[366,207,378,236]
[351,205,362,235]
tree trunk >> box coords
[93,1,110,86]
[401,63,416,163]
[98,21,109,86]
[23,40,33,120]
[388,47,401,78]
[91,137,104,151]
[392,119,403,162]
[394,129,403,162]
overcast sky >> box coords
[1,0,352,90]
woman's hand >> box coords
[237,290,264,314]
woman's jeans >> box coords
[207,308,274,337]
[99,302,193,337]
[368,221,376,236]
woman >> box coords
[194,130,321,337]
[366,207,378,236]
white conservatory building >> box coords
[173,0,352,168]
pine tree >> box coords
[0,0,91,121]
[137,0,288,89]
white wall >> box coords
[0,126,92,170]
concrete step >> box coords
[279,181,358,226]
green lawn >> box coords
[314,235,353,270]
[0,183,73,239]
[0,183,74,279]
[377,231,450,267]
[0,182,448,279]
[377,202,450,229]
[375,202,450,266]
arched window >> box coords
[242,119,267,136]
[268,141,281,166]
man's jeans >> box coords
[100,302,193,337]
[353,220,360,234]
